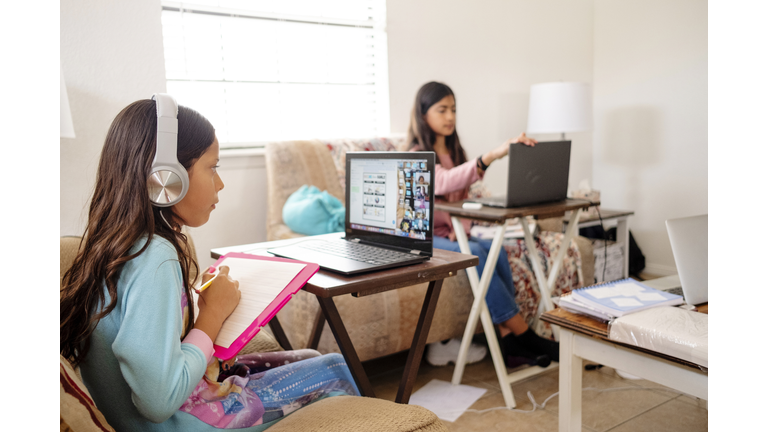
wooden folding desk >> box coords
[542,302,708,432]
[434,199,596,408]
[211,232,478,404]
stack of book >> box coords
[553,278,684,322]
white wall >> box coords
[61,0,167,235]
[592,0,707,274]
[386,0,595,197]
[185,153,269,269]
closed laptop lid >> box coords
[665,214,708,305]
[506,140,571,207]
[345,151,436,256]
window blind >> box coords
[160,0,390,147]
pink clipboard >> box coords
[209,252,319,360]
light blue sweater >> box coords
[79,236,272,431]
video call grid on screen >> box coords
[349,158,431,240]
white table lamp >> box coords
[526,82,591,140]
[61,66,75,139]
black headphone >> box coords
[148,93,189,207]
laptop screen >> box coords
[346,152,435,255]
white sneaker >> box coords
[616,370,642,380]
[425,338,487,366]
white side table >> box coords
[542,278,707,432]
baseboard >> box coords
[641,262,677,277]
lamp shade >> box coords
[526,82,591,134]
[61,66,75,138]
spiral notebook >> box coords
[570,278,683,318]
[554,292,614,322]
[205,252,319,360]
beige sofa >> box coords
[266,137,595,362]
[60,236,449,432]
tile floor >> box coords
[364,351,708,431]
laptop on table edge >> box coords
[471,140,572,208]
[268,151,436,276]
[665,214,708,306]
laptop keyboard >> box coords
[298,240,418,265]
[665,287,684,296]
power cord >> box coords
[464,386,685,415]
[571,198,609,283]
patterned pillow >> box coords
[321,137,404,194]
[60,355,115,432]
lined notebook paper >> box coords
[198,253,319,360]
[213,257,306,348]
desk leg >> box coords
[521,221,550,327]
[316,296,375,398]
[268,316,293,351]
[559,329,582,432]
[450,219,516,408]
[396,279,444,404]
[546,209,583,298]
[307,309,325,350]
[524,209,582,341]
[450,218,502,384]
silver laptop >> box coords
[665,214,708,305]
[472,141,571,208]
[268,152,435,275]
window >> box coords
[160,0,390,148]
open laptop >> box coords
[665,214,708,305]
[472,140,571,208]
[268,151,436,275]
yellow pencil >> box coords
[196,268,220,294]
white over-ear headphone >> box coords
[148,93,189,207]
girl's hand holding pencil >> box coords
[196,266,221,294]
[196,266,241,330]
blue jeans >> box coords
[433,236,519,324]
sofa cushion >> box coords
[265,396,448,432]
[60,355,115,432]
[60,236,81,289]
[237,329,285,354]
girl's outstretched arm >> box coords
[477,133,538,173]
[433,160,483,196]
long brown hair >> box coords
[405,81,468,166]
[60,99,215,366]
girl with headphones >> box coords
[405,82,560,369]
[60,95,359,431]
